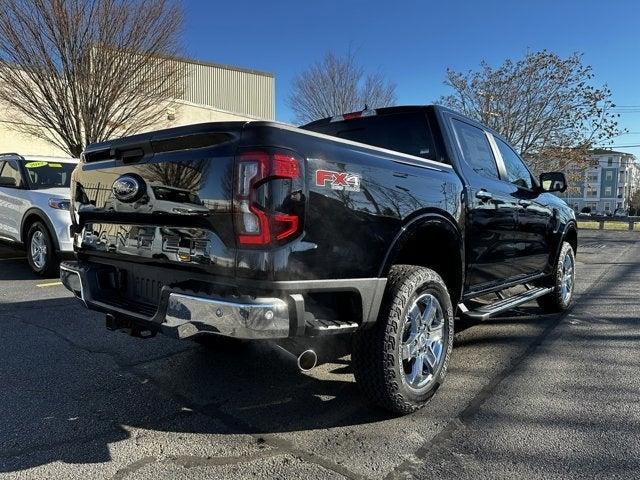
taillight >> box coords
[234,149,304,246]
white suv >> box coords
[0,154,77,275]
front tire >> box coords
[352,265,454,415]
[26,222,57,276]
[537,241,575,313]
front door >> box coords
[490,135,554,275]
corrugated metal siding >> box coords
[175,60,274,120]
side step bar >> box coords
[458,286,553,321]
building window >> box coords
[605,186,612,196]
[605,170,613,181]
[608,157,613,166]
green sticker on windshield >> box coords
[24,161,62,169]
[24,161,48,168]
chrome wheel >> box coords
[560,251,574,303]
[400,293,446,391]
[30,230,48,270]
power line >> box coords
[596,144,640,148]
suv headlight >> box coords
[49,198,70,210]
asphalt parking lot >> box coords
[1,230,639,479]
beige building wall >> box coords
[0,56,274,157]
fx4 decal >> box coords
[315,169,361,192]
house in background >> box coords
[558,149,640,214]
[0,56,274,157]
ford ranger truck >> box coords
[60,105,577,414]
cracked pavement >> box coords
[1,230,639,479]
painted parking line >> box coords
[36,281,63,288]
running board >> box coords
[458,287,553,321]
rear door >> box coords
[448,117,523,290]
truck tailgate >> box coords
[72,122,245,284]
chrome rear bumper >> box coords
[165,293,289,339]
[59,260,386,340]
[60,261,290,340]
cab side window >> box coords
[451,118,499,180]
[495,138,533,189]
[0,160,23,188]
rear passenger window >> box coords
[451,119,499,180]
[0,160,23,187]
[306,112,437,160]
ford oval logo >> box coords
[112,174,145,202]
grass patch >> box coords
[578,220,635,231]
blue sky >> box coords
[183,0,640,157]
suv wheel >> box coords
[352,265,454,415]
[537,241,575,313]
[26,222,57,276]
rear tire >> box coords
[537,241,575,313]
[352,265,454,415]
[26,222,58,276]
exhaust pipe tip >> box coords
[297,349,317,371]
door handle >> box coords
[519,200,532,208]
[475,190,493,202]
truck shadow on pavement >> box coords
[0,297,394,473]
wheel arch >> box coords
[20,208,60,251]
[563,221,578,257]
[379,212,464,306]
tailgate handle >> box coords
[118,148,145,163]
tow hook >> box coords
[105,314,157,339]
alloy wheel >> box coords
[560,251,574,303]
[400,293,446,391]
[30,230,48,270]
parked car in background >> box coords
[0,154,77,275]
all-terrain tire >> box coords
[352,265,454,415]
[537,241,575,313]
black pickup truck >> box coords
[60,105,577,414]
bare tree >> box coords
[0,0,183,157]
[439,51,623,177]
[289,50,396,124]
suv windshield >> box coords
[22,160,75,190]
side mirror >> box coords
[0,176,17,187]
[539,172,567,193]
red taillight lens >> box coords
[234,149,304,246]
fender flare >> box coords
[378,211,464,278]
[548,220,578,270]
[20,207,61,252]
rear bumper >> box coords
[60,260,386,340]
